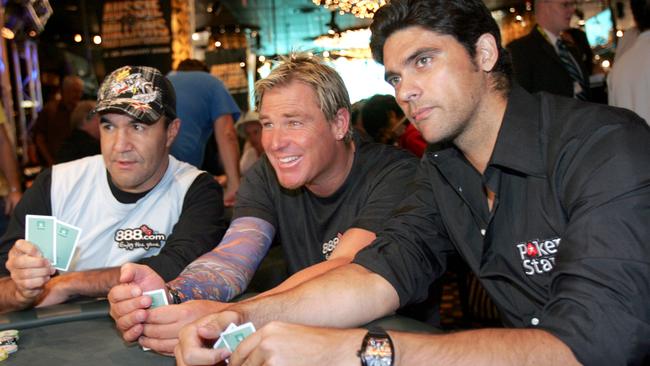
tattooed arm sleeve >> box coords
[166,216,275,302]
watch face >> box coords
[363,337,392,366]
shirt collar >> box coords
[487,85,546,177]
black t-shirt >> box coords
[354,87,650,365]
[0,169,226,281]
[234,138,418,274]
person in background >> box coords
[362,94,427,157]
[167,59,241,206]
[0,66,226,313]
[33,75,84,166]
[107,55,418,355]
[234,111,263,174]
[175,0,649,365]
[508,0,593,100]
[0,104,23,235]
[608,0,650,124]
[55,100,101,163]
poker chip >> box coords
[0,336,16,346]
[0,331,17,339]
[0,344,16,354]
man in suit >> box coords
[508,0,592,100]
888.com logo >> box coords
[114,224,166,250]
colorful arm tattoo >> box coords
[167,216,275,302]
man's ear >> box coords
[331,108,351,141]
[166,118,181,147]
[475,33,499,72]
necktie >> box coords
[556,39,588,100]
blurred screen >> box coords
[584,8,614,47]
[328,58,394,103]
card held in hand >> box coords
[221,322,256,352]
[143,289,169,308]
[25,215,56,265]
[54,221,81,271]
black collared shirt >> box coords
[354,86,650,365]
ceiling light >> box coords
[1,27,15,39]
[312,0,387,19]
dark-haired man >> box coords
[176,0,650,365]
[0,66,226,313]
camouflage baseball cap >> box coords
[93,65,176,124]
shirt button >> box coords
[480,229,486,236]
[531,317,540,326]
[458,187,463,192]
[433,154,438,157]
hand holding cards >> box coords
[213,322,256,352]
[140,289,169,351]
[25,215,82,271]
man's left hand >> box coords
[229,322,365,366]
[139,299,231,356]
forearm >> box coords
[56,267,121,298]
[214,115,240,187]
[252,256,350,299]
[248,228,376,301]
[236,264,399,329]
[167,217,274,302]
[392,328,580,366]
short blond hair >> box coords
[255,53,353,142]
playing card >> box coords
[25,215,56,265]
[221,322,256,352]
[143,289,169,308]
[213,337,228,350]
[54,221,81,271]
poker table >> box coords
[0,299,441,365]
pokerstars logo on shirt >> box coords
[114,224,166,250]
[322,232,344,259]
[515,237,561,276]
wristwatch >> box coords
[358,329,394,366]
[165,285,182,304]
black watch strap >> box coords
[165,285,182,304]
[358,328,394,366]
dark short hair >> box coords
[370,0,512,92]
[631,0,650,32]
[177,59,209,72]
[361,94,403,143]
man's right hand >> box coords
[6,240,55,305]
[175,310,242,366]
[108,263,165,342]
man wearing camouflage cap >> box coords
[0,66,226,312]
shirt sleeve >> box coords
[167,216,275,302]
[0,169,53,276]
[539,120,650,365]
[353,159,456,306]
[137,173,227,281]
